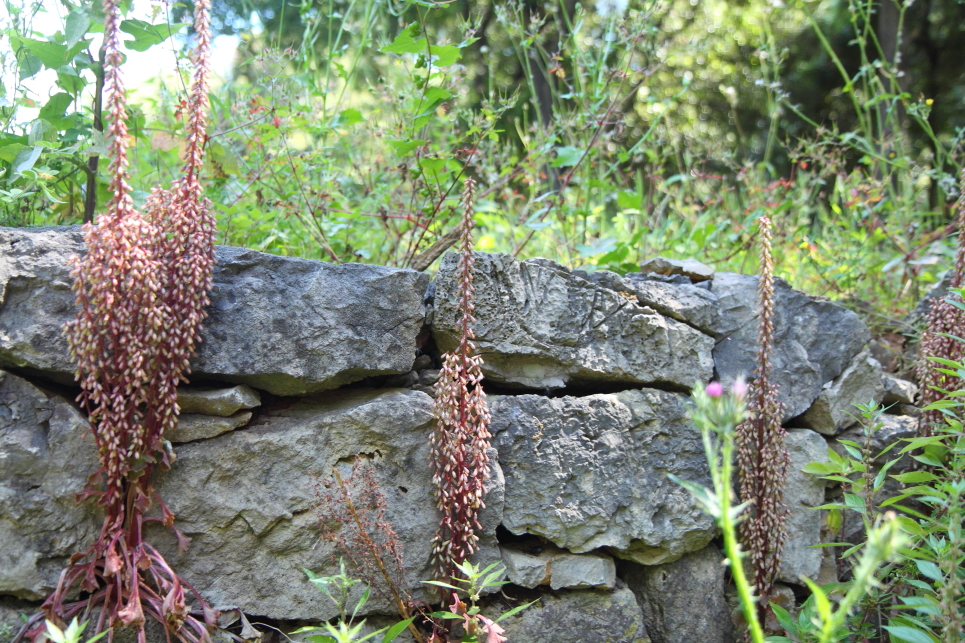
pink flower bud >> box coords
[732,378,748,400]
[706,381,724,397]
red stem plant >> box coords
[313,459,425,643]
[23,1,217,642]
[429,178,493,583]
[916,163,965,437]
[735,215,790,624]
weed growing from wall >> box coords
[22,1,217,641]
[735,215,790,617]
[917,164,965,437]
[429,178,492,584]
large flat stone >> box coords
[800,350,885,435]
[489,584,649,643]
[0,381,504,621]
[621,544,734,643]
[490,389,715,565]
[432,252,714,390]
[0,370,100,599]
[711,272,870,421]
[0,226,429,395]
[779,429,828,584]
[148,388,503,621]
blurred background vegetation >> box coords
[3,0,965,330]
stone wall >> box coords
[0,226,914,642]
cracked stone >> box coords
[799,349,885,435]
[176,385,261,417]
[499,544,616,590]
[433,252,714,390]
[0,226,429,395]
[167,411,253,443]
[712,272,870,421]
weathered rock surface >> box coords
[712,272,870,421]
[148,388,503,621]
[499,544,616,590]
[0,384,503,621]
[167,411,252,443]
[0,370,100,599]
[625,275,721,335]
[0,227,429,395]
[882,374,918,406]
[621,544,733,643]
[177,385,261,417]
[432,252,714,390]
[639,257,714,283]
[800,350,884,435]
[778,429,828,584]
[490,389,715,565]
[490,584,649,643]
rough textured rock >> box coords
[177,385,261,417]
[490,584,649,643]
[0,226,429,395]
[882,374,918,406]
[147,388,503,621]
[800,350,885,435]
[0,597,33,642]
[639,257,714,283]
[0,370,100,599]
[490,389,715,565]
[432,252,714,390]
[167,411,252,443]
[499,544,616,590]
[621,544,733,643]
[0,385,503,621]
[625,275,721,335]
[778,429,828,584]
[712,272,870,421]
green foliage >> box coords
[42,619,107,643]
[297,562,415,643]
[4,0,965,323]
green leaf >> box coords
[18,54,42,80]
[802,462,833,475]
[892,471,937,484]
[120,19,187,52]
[493,600,537,623]
[0,143,27,163]
[14,37,68,68]
[9,145,42,180]
[426,612,465,620]
[388,139,425,156]
[896,516,925,538]
[381,618,415,643]
[827,507,842,534]
[915,559,942,582]
[882,625,938,643]
[430,44,461,66]
[332,108,363,127]
[305,636,336,643]
[66,11,91,48]
[38,93,73,127]
[382,23,425,55]
[769,603,797,635]
[551,146,584,168]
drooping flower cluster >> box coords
[916,164,965,437]
[29,1,217,641]
[735,215,790,614]
[429,178,492,583]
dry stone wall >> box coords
[0,226,915,643]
